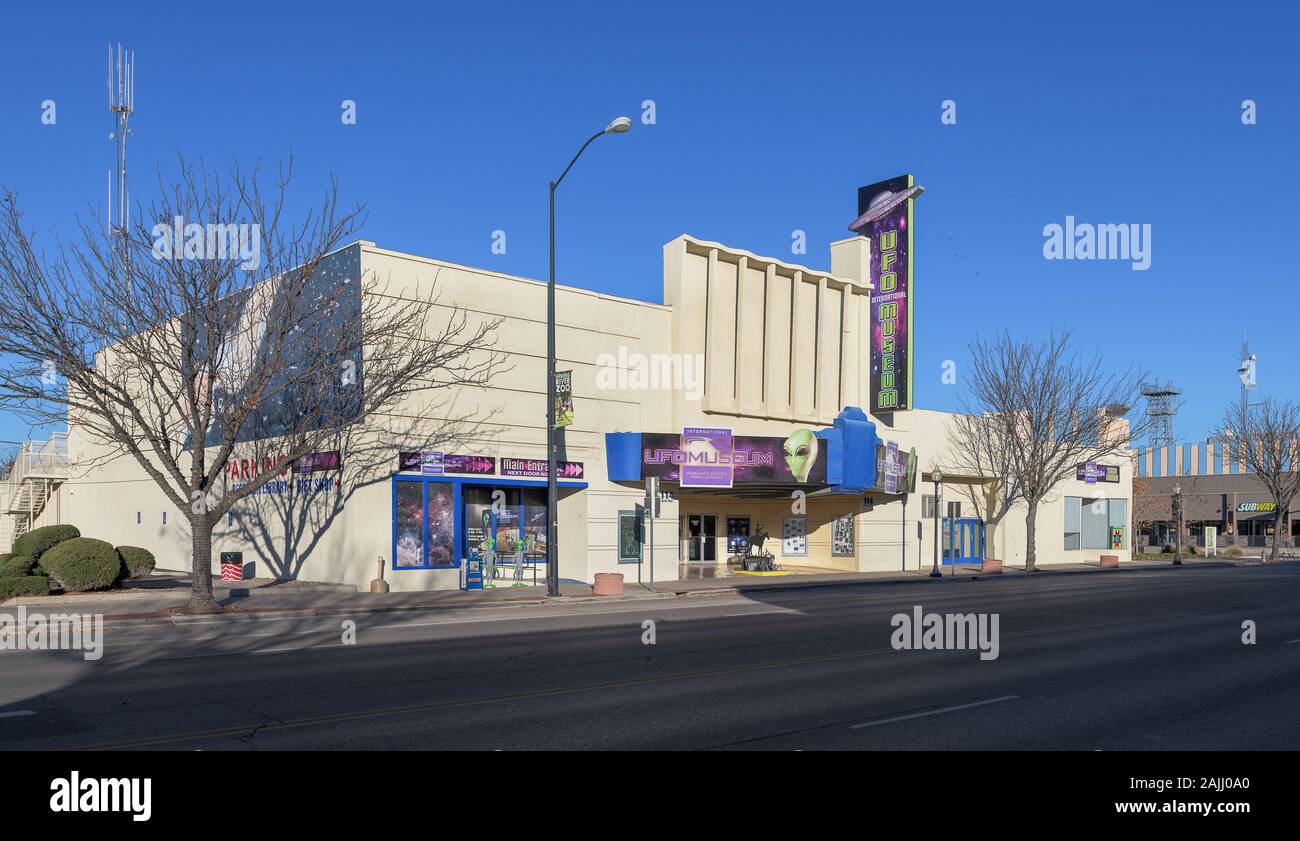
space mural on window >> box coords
[394,482,424,567]
[394,482,455,568]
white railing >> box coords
[9,431,69,487]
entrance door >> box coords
[942,517,985,565]
[686,514,717,562]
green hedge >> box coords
[38,538,123,592]
[0,555,37,578]
[0,575,50,600]
[116,546,156,580]
[13,524,81,561]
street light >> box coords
[546,116,632,597]
[1172,483,1183,566]
[930,468,943,578]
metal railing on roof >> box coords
[8,431,69,486]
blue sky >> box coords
[1,0,1296,448]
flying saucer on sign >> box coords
[847,184,924,232]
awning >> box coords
[605,406,889,493]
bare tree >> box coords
[959,331,1150,571]
[1214,397,1300,563]
[0,157,504,612]
[948,395,1023,561]
[0,447,17,481]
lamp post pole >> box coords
[1172,484,1183,566]
[930,469,943,577]
[546,117,631,597]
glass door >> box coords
[687,514,717,562]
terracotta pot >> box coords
[1099,554,1119,568]
[979,558,1003,574]
[593,572,624,596]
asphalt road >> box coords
[2,564,1298,750]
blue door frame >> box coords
[390,474,588,575]
[941,517,985,565]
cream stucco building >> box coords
[29,229,1132,591]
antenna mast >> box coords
[1237,337,1257,418]
[107,44,134,259]
[1140,380,1181,449]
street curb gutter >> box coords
[669,559,1250,599]
[96,590,680,628]
[60,559,1283,629]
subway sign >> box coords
[1237,501,1277,513]
[851,174,920,414]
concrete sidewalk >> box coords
[0,557,1278,626]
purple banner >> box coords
[1077,462,1119,484]
[421,452,444,475]
[642,429,826,485]
[398,452,497,476]
[679,426,734,488]
[445,454,496,475]
[294,450,340,474]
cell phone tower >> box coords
[1140,380,1181,449]
[107,44,135,260]
[1237,338,1257,417]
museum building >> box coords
[51,183,1135,591]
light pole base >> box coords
[928,569,942,578]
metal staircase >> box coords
[3,432,69,550]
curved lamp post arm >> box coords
[553,131,606,192]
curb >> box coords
[94,589,679,628]
[31,558,1283,629]
[666,559,1249,599]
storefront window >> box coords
[1064,496,1081,550]
[726,517,751,553]
[1081,498,1109,549]
[464,488,491,560]
[394,482,425,567]
[495,489,520,557]
[427,484,455,565]
[1108,499,1128,549]
[1065,496,1128,550]
[523,489,546,560]
[782,517,807,556]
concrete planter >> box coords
[1099,554,1119,568]
[593,572,624,596]
[979,558,1003,574]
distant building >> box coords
[1135,441,1295,549]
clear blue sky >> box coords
[1,0,1296,448]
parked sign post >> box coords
[644,477,659,592]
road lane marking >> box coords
[78,644,910,750]
[0,709,37,719]
[850,695,1020,729]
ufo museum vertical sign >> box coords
[850,175,922,413]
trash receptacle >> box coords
[220,552,243,581]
